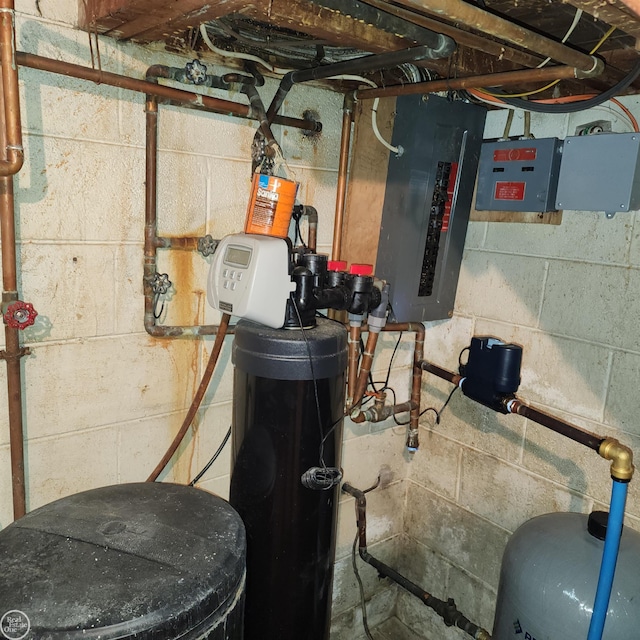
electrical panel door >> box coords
[374,94,486,323]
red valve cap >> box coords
[350,263,374,276]
[327,260,348,271]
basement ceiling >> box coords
[80,0,640,97]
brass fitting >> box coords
[599,438,635,481]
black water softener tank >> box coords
[0,483,246,639]
[231,318,347,640]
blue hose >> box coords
[587,479,629,640]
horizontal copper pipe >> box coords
[394,0,599,73]
[358,65,582,99]
[155,236,200,251]
[15,51,319,132]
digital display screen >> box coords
[224,245,252,268]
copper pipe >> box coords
[385,322,425,436]
[508,399,604,452]
[393,0,600,73]
[155,236,200,251]
[144,95,231,338]
[419,360,462,386]
[346,322,361,410]
[15,52,319,133]
[332,93,354,261]
[421,358,633,480]
[0,2,23,177]
[358,65,589,100]
[147,312,231,482]
[352,330,380,409]
[0,0,26,519]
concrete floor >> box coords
[369,617,425,640]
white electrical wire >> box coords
[199,26,402,155]
[337,76,403,156]
[372,97,403,156]
[537,8,583,68]
[199,23,294,75]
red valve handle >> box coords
[349,263,374,276]
[327,260,348,271]
[4,301,38,330]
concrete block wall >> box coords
[397,105,640,638]
[0,2,410,635]
[3,4,640,639]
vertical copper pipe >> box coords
[143,95,159,333]
[0,1,22,176]
[353,330,380,408]
[384,322,424,432]
[346,323,361,409]
[332,93,354,261]
[0,0,26,519]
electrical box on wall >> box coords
[555,132,640,216]
[374,94,486,323]
[475,138,562,212]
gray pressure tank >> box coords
[492,510,640,640]
[0,483,246,640]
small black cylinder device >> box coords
[461,336,522,412]
[231,318,347,640]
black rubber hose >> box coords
[496,58,640,113]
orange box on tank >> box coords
[245,173,298,239]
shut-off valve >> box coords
[3,300,38,330]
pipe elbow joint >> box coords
[428,34,457,60]
[599,438,635,481]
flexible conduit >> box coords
[587,479,629,640]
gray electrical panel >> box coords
[555,132,640,216]
[475,138,562,212]
[375,94,486,323]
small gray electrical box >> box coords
[475,138,562,212]
[555,132,640,216]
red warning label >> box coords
[493,147,537,162]
[494,181,526,201]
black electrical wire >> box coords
[419,385,458,423]
[291,295,326,468]
[496,58,640,113]
[367,330,404,394]
[188,426,232,486]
